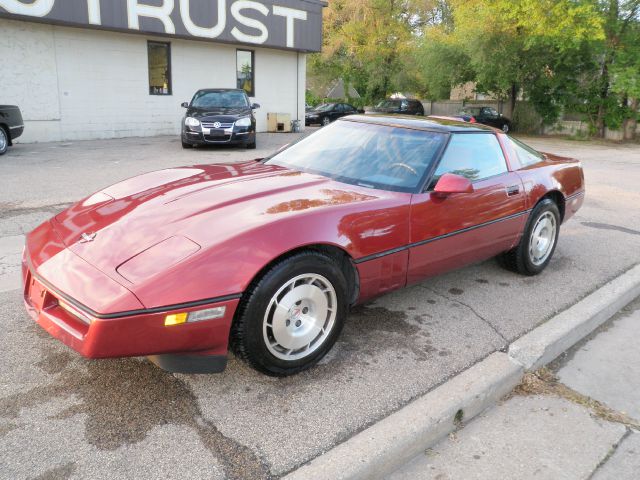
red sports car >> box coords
[23,116,584,376]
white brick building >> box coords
[0,0,324,143]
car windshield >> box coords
[265,120,446,192]
[377,100,401,109]
[191,91,249,108]
[460,107,481,116]
[313,103,335,112]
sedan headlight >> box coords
[235,117,252,127]
[185,117,200,127]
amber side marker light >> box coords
[164,307,226,327]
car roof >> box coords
[340,114,497,133]
[196,88,246,94]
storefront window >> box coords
[237,49,254,97]
[148,41,172,95]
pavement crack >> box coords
[0,202,72,220]
[514,369,640,429]
[587,428,633,480]
[420,285,508,345]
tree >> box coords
[425,0,604,124]
[310,0,447,103]
[593,0,640,138]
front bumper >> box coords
[22,251,239,371]
[182,128,255,146]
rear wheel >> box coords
[231,251,348,376]
[502,123,510,133]
[0,127,8,155]
[499,198,560,275]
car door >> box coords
[407,132,527,284]
[335,104,348,120]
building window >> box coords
[236,49,254,97]
[148,41,172,95]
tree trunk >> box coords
[596,0,620,138]
[595,61,611,138]
[623,98,638,140]
[509,83,517,119]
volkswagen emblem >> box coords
[80,232,97,243]
[213,121,221,129]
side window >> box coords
[429,133,508,189]
[236,49,255,97]
[336,104,346,113]
[507,136,544,168]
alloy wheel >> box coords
[262,273,337,361]
[529,211,557,266]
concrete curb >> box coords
[284,264,640,480]
[284,353,523,480]
[509,264,640,370]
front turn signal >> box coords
[164,313,188,326]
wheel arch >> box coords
[0,123,11,146]
[539,190,565,222]
[242,243,360,307]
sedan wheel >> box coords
[498,198,560,275]
[231,251,347,376]
[502,124,510,133]
[322,117,331,126]
[0,128,8,155]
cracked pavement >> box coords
[389,297,640,480]
[1,134,639,478]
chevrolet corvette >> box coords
[23,116,584,376]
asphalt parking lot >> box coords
[1,132,639,479]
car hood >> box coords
[187,106,251,120]
[51,161,387,284]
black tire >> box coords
[181,140,193,149]
[499,198,560,276]
[230,251,348,376]
[0,127,8,156]
[322,116,331,127]
[502,123,510,133]
[246,140,256,149]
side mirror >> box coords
[432,173,474,197]
[181,102,189,108]
[251,103,260,109]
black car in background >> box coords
[0,105,24,155]
[455,106,512,133]
[305,103,359,126]
[369,98,425,116]
[181,89,260,149]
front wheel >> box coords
[502,123,510,133]
[499,199,560,275]
[0,127,8,155]
[322,116,331,127]
[181,140,193,149]
[230,251,348,376]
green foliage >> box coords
[312,0,639,137]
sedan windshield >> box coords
[265,120,446,192]
[191,91,249,109]
[377,100,401,109]
[313,103,335,112]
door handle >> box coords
[506,185,520,196]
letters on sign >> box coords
[0,0,323,52]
